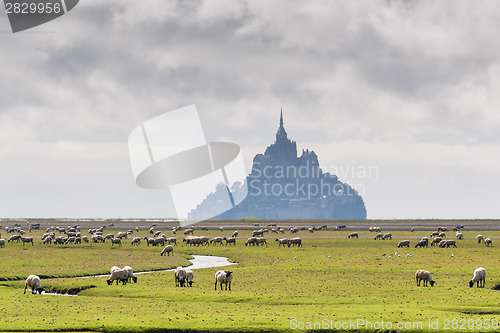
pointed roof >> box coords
[276,106,288,140]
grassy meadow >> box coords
[0,222,499,332]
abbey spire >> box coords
[276,106,288,141]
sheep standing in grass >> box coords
[111,238,122,246]
[24,275,44,294]
[0,238,5,247]
[289,237,302,248]
[185,269,194,287]
[160,245,174,256]
[431,237,442,246]
[382,233,392,240]
[397,240,410,248]
[214,270,233,291]
[107,268,128,285]
[484,238,493,247]
[456,232,463,240]
[123,266,138,283]
[131,237,141,245]
[374,233,383,240]
[476,235,484,243]
[347,232,358,239]
[223,237,236,246]
[415,270,436,287]
[231,231,238,238]
[174,267,187,287]
[469,267,486,288]
[275,238,290,247]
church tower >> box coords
[263,108,297,163]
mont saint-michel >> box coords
[188,111,367,220]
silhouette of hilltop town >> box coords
[188,109,367,220]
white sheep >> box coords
[415,270,436,287]
[214,270,233,291]
[185,269,194,287]
[231,231,239,238]
[476,235,484,243]
[347,232,358,239]
[24,275,44,294]
[0,238,5,247]
[469,267,486,288]
[484,238,493,247]
[289,237,302,248]
[160,245,174,256]
[456,232,463,240]
[123,266,138,283]
[374,233,383,240]
[397,240,410,248]
[111,238,122,246]
[107,268,128,285]
[131,237,141,245]
[174,267,187,287]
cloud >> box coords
[1,0,500,218]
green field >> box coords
[0,222,499,332]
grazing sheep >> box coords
[184,228,194,235]
[0,238,5,247]
[308,227,314,233]
[469,267,486,288]
[438,232,446,238]
[438,226,448,232]
[231,231,238,238]
[430,231,440,238]
[223,237,236,246]
[347,232,358,239]
[476,235,484,243]
[252,229,264,237]
[131,237,141,245]
[439,240,457,248]
[415,240,428,248]
[20,236,34,246]
[107,268,128,285]
[123,266,138,283]
[166,237,177,245]
[374,233,383,240]
[8,235,21,243]
[219,227,224,232]
[160,245,174,256]
[456,232,463,240]
[275,238,290,247]
[111,238,122,246]
[415,270,436,287]
[397,240,410,248]
[174,267,187,287]
[255,237,267,246]
[214,270,233,291]
[245,237,257,246]
[382,233,392,240]
[484,238,493,247]
[153,237,165,247]
[82,236,89,243]
[411,227,415,232]
[185,269,194,287]
[431,237,442,246]
[24,275,44,294]
[210,237,224,246]
[289,237,302,248]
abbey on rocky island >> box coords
[188,110,367,220]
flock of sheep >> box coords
[5,222,496,296]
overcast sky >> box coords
[1,0,500,220]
